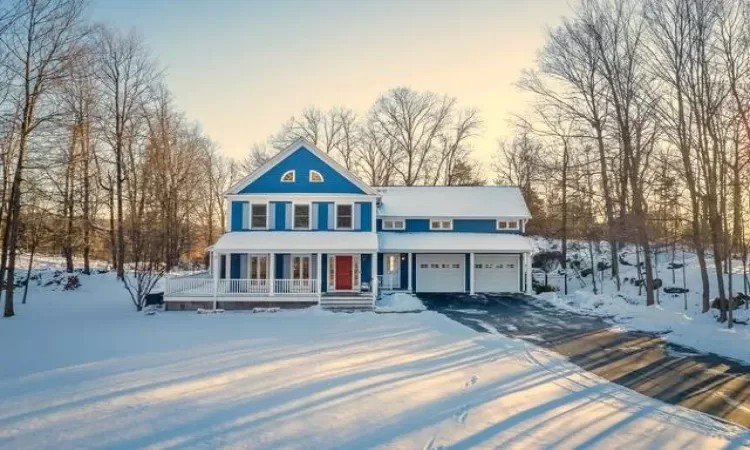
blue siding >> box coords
[230,254,241,279]
[377,218,522,234]
[239,147,366,194]
[321,253,328,292]
[411,255,417,292]
[220,256,226,279]
[399,253,409,289]
[465,253,471,292]
[231,202,245,231]
[274,254,284,279]
[273,202,288,230]
[357,202,372,231]
[361,254,372,285]
[316,202,329,230]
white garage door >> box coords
[475,254,519,293]
[416,254,465,293]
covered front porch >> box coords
[164,232,379,309]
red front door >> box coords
[335,256,353,290]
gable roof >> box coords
[376,186,531,219]
[226,138,377,196]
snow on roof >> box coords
[376,186,530,218]
[212,232,378,253]
[379,232,533,252]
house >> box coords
[164,139,533,310]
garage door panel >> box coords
[416,254,464,293]
[475,254,519,293]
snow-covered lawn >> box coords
[532,237,750,365]
[0,274,748,449]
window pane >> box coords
[395,220,403,228]
[294,205,310,228]
[508,221,518,229]
[442,221,451,228]
[498,221,507,229]
[431,221,440,229]
[252,205,267,228]
[302,258,310,279]
[388,255,396,272]
[259,257,267,279]
[337,205,352,228]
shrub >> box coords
[535,284,558,294]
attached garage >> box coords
[475,254,520,293]
[416,254,465,293]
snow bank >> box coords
[376,292,426,312]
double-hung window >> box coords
[382,219,405,230]
[251,204,267,229]
[336,204,353,229]
[497,220,519,230]
[429,219,452,230]
[294,204,310,229]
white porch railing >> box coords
[164,277,319,297]
[274,279,318,295]
[164,272,212,296]
[218,279,270,295]
[378,274,401,290]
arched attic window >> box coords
[281,170,295,182]
[309,170,324,182]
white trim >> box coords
[226,194,377,202]
[292,202,312,230]
[281,170,296,182]
[334,202,354,230]
[497,219,520,231]
[371,200,377,232]
[309,169,324,182]
[429,219,453,230]
[382,218,406,230]
[469,252,476,295]
[225,138,377,195]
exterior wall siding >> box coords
[361,254,372,286]
[239,147,366,194]
[377,218,523,234]
[399,253,409,289]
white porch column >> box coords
[469,252,476,295]
[225,254,232,280]
[316,252,323,296]
[268,253,276,297]
[407,252,413,292]
[212,252,221,310]
[371,252,377,297]
[526,251,533,294]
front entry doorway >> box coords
[335,255,353,290]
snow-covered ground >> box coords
[1,274,748,449]
[531,237,750,364]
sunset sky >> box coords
[90,0,572,163]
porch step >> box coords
[320,295,374,310]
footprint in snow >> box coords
[423,437,444,450]
[464,375,479,388]
[455,406,469,424]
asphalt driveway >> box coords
[418,293,750,429]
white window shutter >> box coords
[354,203,362,230]
[242,202,250,230]
[268,203,276,230]
[285,203,293,230]
[327,204,335,230]
[311,203,319,230]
